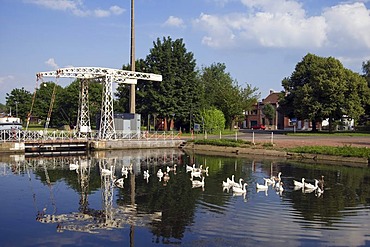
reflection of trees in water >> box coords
[278,162,370,225]
[7,151,370,239]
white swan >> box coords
[201,166,209,173]
[222,179,230,188]
[193,165,203,173]
[233,182,247,194]
[293,178,305,188]
[304,180,316,190]
[186,164,195,172]
[256,179,268,190]
[233,178,244,189]
[263,177,274,186]
[143,170,150,183]
[157,169,163,181]
[191,170,202,178]
[276,172,282,180]
[192,177,205,188]
[167,164,177,173]
[227,175,235,186]
[275,181,284,192]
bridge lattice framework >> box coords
[36,67,162,140]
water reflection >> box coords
[1,149,370,246]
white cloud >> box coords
[94,9,110,18]
[0,75,15,84]
[193,0,370,54]
[110,6,124,15]
[25,0,125,18]
[163,16,186,28]
[45,58,59,70]
[194,13,237,48]
[323,2,370,50]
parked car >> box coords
[251,124,266,130]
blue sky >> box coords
[1,0,370,105]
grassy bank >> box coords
[189,139,370,159]
[286,145,370,158]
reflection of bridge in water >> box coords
[0,129,184,154]
[2,149,185,233]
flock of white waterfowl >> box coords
[222,171,325,197]
[69,161,324,197]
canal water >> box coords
[1,149,370,247]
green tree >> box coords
[202,107,225,133]
[116,37,200,131]
[0,103,7,113]
[115,59,148,114]
[361,60,370,125]
[362,60,370,86]
[32,82,63,128]
[281,53,369,131]
[262,103,275,127]
[57,79,103,129]
[200,63,259,129]
[5,87,32,123]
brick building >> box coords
[243,90,288,130]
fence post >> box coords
[271,132,274,145]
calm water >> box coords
[1,149,370,247]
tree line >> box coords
[3,37,370,132]
[280,54,370,131]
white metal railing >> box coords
[0,129,182,142]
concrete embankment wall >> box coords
[0,142,25,153]
[184,143,369,167]
[89,139,185,150]
[0,139,185,153]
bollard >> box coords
[271,132,274,144]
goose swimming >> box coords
[293,178,305,188]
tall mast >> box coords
[129,0,136,114]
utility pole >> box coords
[129,0,136,114]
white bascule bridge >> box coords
[35,67,162,140]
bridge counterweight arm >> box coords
[36,67,162,84]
